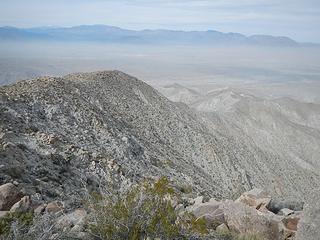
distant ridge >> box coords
[0,24,307,47]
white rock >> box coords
[278,208,294,216]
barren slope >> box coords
[0,71,318,207]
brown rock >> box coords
[282,213,301,231]
[278,223,296,240]
[10,196,32,213]
[34,204,47,215]
[48,135,58,144]
[236,188,271,210]
[0,183,23,210]
[46,201,64,214]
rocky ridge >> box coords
[0,71,319,239]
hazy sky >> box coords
[0,0,319,42]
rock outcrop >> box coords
[186,189,304,240]
[0,183,23,210]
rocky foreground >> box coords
[0,71,319,239]
[0,182,318,239]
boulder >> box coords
[0,183,23,210]
[235,188,271,210]
[57,209,87,231]
[34,204,47,215]
[46,201,64,214]
[10,196,32,213]
[223,200,280,240]
[267,199,304,214]
[282,214,300,231]
[278,208,294,216]
[278,223,296,240]
[187,201,225,226]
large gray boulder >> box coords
[267,199,304,214]
[187,199,225,226]
[186,198,225,228]
[0,183,23,210]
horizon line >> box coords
[1,24,320,45]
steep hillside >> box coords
[160,85,320,196]
[189,89,320,171]
[0,71,318,208]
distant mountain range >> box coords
[0,25,311,47]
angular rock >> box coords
[34,204,46,215]
[278,208,294,216]
[282,212,301,231]
[223,200,280,240]
[175,203,185,214]
[235,188,271,210]
[193,196,204,205]
[278,223,296,240]
[10,196,32,213]
[0,183,23,210]
[57,209,87,231]
[46,201,64,214]
[216,223,229,232]
[187,201,225,226]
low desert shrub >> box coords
[0,212,33,237]
[86,177,207,239]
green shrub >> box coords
[86,177,207,239]
[0,212,34,236]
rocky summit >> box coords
[0,71,319,239]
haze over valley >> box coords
[1,27,320,104]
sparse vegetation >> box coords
[179,184,193,194]
[0,212,34,237]
[86,177,207,239]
